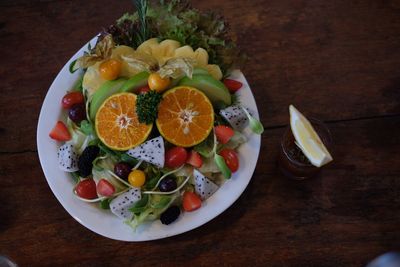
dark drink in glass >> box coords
[278,118,332,180]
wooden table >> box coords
[1,0,400,266]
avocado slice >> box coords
[89,79,127,120]
[119,71,150,93]
[178,74,231,106]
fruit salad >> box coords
[50,0,263,229]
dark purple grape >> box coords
[160,206,180,225]
[158,176,177,192]
[68,103,86,124]
[114,162,131,180]
[78,146,100,177]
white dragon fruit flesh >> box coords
[110,188,141,220]
[126,136,165,168]
[58,143,79,172]
[220,105,249,131]
[194,169,219,200]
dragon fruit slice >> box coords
[194,169,219,200]
[110,188,141,220]
[58,143,79,172]
[220,105,249,131]
[126,136,165,168]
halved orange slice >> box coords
[156,86,214,147]
[95,93,152,150]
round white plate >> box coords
[37,37,261,241]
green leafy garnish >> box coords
[214,154,231,179]
[69,59,78,73]
[129,194,149,213]
[120,154,138,166]
[100,198,111,209]
[79,120,94,135]
[242,107,264,134]
[211,129,231,178]
[136,90,163,124]
[104,0,244,75]
[150,195,172,209]
[194,134,214,158]
[132,0,149,46]
[71,172,81,184]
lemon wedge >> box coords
[289,105,333,167]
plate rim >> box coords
[37,36,261,241]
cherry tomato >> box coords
[61,91,84,109]
[182,191,202,212]
[99,59,122,80]
[223,79,243,93]
[137,85,151,94]
[96,179,115,197]
[219,148,239,172]
[215,125,235,144]
[148,73,171,93]
[165,147,188,168]
[128,170,146,187]
[75,179,97,199]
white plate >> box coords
[37,37,261,241]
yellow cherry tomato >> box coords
[99,59,122,80]
[148,73,171,93]
[128,170,146,187]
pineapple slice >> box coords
[174,46,195,59]
[111,45,135,59]
[136,38,159,55]
[205,64,223,80]
[151,39,181,66]
[194,48,209,67]
[137,38,181,66]
[174,46,209,67]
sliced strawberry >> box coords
[182,191,202,212]
[186,150,203,168]
[223,79,243,93]
[96,179,115,197]
[49,121,71,141]
[215,125,235,144]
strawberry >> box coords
[96,179,115,197]
[49,121,71,141]
[186,150,203,168]
[182,191,202,212]
[223,79,243,93]
[215,125,235,144]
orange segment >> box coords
[95,93,153,150]
[156,86,214,147]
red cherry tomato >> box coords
[62,91,84,109]
[75,179,97,199]
[96,179,115,197]
[165,147,188,168]
[182,191,202,212]
[215,125,235,144]
[223,79,243,93]
[136,85,151,94]
[219,148,239,172]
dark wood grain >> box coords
[1,0,400,266]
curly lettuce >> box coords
[101,0,244,75]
